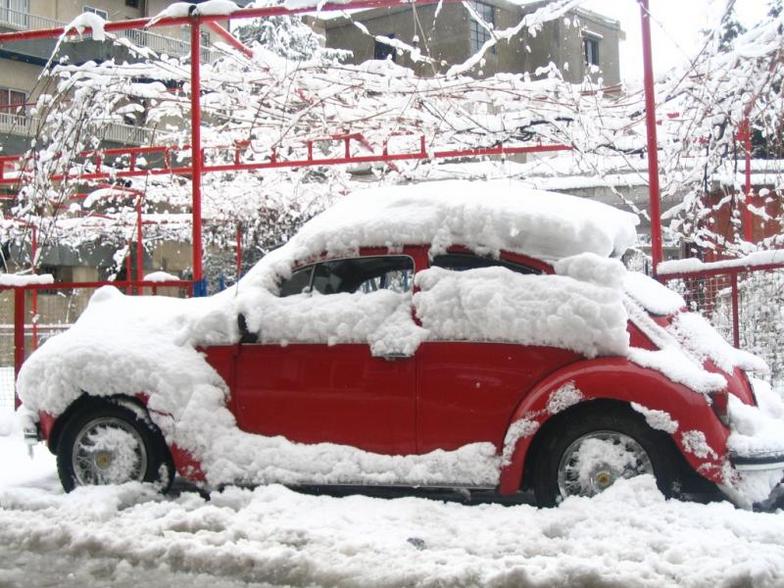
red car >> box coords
[17,181,784,507]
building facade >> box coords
[314,0,624,84]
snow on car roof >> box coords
[270,180,639,267]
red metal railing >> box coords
[1,280,194,408]
[659,263,784,389]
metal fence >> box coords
[661,264,784,393]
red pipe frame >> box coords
[639,0,664,275]
[6,0,765,390]
[190,21,203,286]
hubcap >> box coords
[557,430,653,499]
[71,416,147,486]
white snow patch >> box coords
[546,381,583,414]
[658,250,784,275]
[624,272,685,316]
[727,380,784,458]
[668,312,768,375]
[414,266,629,358]
[501,418,539,464]
[681,430,718,460]
[554,252,625,289]
[631,402,679,434]
[0,273,54,287]
[628,347,726,394]
[62,12,106,42]
[148,0,239,27]
[143,271,181,282]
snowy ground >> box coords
[1,399,784,587]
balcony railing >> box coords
[0,7,217,61]
[0,110,156,146]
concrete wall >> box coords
[322,2,622,84]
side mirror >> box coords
[238,313,258,344]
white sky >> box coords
[580,0,772,82]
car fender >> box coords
[497,357,729,495]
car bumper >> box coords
[731,451,784,472]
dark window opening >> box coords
[469,1,495,54]
[374,34,397,62]
[279,256,415,297]
[0,88,27,116]
[583,37,600,67]
[313,256,414,295]
[279,266,314,297]
[431,253,541,275]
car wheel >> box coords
[57,400,174,493]
[533,406,677,507]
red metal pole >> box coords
[205,21,254,58]
[126,239,133,294]
[30,226,38,351]
[191,19,204,291]
[136,196,144,286]
[236,222,243,280]
[741,118,754,242]
[13,287,24,409]
[640,0,664,276]
[730,273,740,348]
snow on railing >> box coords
[0,6,217,61]
[0,110,155,146]
[0,7,60,30]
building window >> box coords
[0,88,27,115]
[374,34,396,62]
[1,0,30,27]
[469,1,494,54]
[125,0,140,7]
[583,36,600,67]
[83,5,109,20]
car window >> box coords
[431,253,541,275]
[312,256,414,295]
[279,266,314,297]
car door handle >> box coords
[379,352,413,361]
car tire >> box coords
[532,404,679,507]
[57,399,174,493]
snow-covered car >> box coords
[17,180,784,508]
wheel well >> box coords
[48,394,149,454]
[520,398,706,493]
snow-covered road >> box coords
[2,404,784,588]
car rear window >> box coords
[430,253,541,275]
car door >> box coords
[232,253,419,456]
[415,250,581,454]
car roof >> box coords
[289,180,638,261]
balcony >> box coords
[0,7,217,62]
[0,109,157,146]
